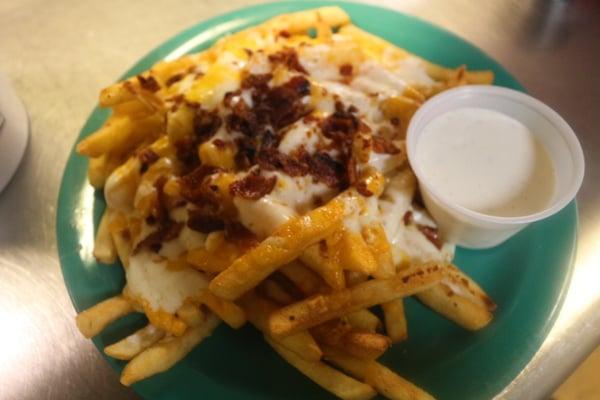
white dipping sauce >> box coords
[417,107,555,217]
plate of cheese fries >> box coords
[57,2,580,400]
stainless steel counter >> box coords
[0,1,598,399]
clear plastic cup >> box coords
[406,85,584,249]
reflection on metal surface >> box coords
[75,184,96,263]
[0,1,598,399]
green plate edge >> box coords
[56,1,578,399]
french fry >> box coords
[109,227,132,268]
[241,292,322,362]
[209,194,349,300]
[280,261,325,296]
[99,81,137,107]
[93,210,117,264]
[266,337,376,400]
[300,243,346,290]
[120,313,220,386]
[176,302,205,328]
[382,299,408,343]
[104,324,165,360]
[345,309,382,333]
[345,271,369,287]
[312,320,391,360]
[265,6,350,34]
[186,245,240,273]
[339,231,378,276]
[76,295,134,338]
[323,347,435,400]
[193,289,246,329]
[259,278,297,305]
[141,304,188,337]
[269,263,444,338]
[362,223,396,279]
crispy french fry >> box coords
[193,289,246,329]
[176,302,205,328]
[416,284,492,331]
[339,231,378,276]
[265,6,350,34]
[269,263,444,338]
[345,309,382,333]
[259,278,297,305]
[382,298,408,343]
[323,347,435,400]
[345,271,369,287]
[120,313,220,386]
[99,81,137,107]
[266,337,376,400]
[280,261,325,296]
[312,320,391,360]
[141,305,188,337]
[209,194,349,300]
[362,223,396,279]
[104,324,165,360]
[242,292,322,362]
[76,295,134,338]
[300,243,346,291]
[186,245,239,273]
[109,228,132,268]
[93,210,117,264]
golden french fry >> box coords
[198,139,236,169]
[312,320,391,360]
[93,210,117,264]
[266,337,376,400]
[259,278,297,305]
[382,298,408,343]
[109,228,132,268]
[269,263,444,338]
[120,313,220,386]
[242,292,322,362]
[187,244,240,274]
[77,116,133,157]
[416,283,492,331]
[193,289,246,329]
[76,295,134,338]
[362,223,395,279]
[209,194,350,300]
[345,309,382,333]
[280,261,325,296]
[339,231,378,276]
[141,305,188,337]
[444,264,496,311]
[104,324,165,360]
[300,243,346,291]
[323,347,435,400]
[265,6,350,34]
[99,81,137,107]
[176,302,205,328]
[345,271,369,287]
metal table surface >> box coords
[0,1,598,399]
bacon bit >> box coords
[152,176,170,225]
[268,48,307,74]
[166,73,184,87]
[187,209,225,233]
[137,75,160,92]
[135,221,183,253]
[307,152,346,188]
[234,136,258,169]
[179,165,221,204]
[355,181,373,197]
[339,64,353,76]
[403,211,413,225]
[417,225,443,249]
[390,117,400,126]
[194,108,222,142]
[264,76,311,129]
[346,156,358,185]
[241,73,272,90]
[138,148,159,173]
[278,30,291,38]
[372,135,400,154]
[229,171,277,200]
[321,101,359,144]
[244,48,253,57]
[225,222,259,249]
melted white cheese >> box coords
[127,251,209,313]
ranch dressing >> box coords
[416,107,555,217]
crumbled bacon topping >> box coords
[194,108,222,142]
[166,73,184,87]
[229,171,277,200]
[417,225,442,249]
[187,209,225,233]
[268,48,307,74]
[137,75,160,92]
[339,64,353,76]
[138,148,159,173]
[372,135,401,154]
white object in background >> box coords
[407,85,584,249]
[0,73,29,193]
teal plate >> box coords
[56,1,578,399]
